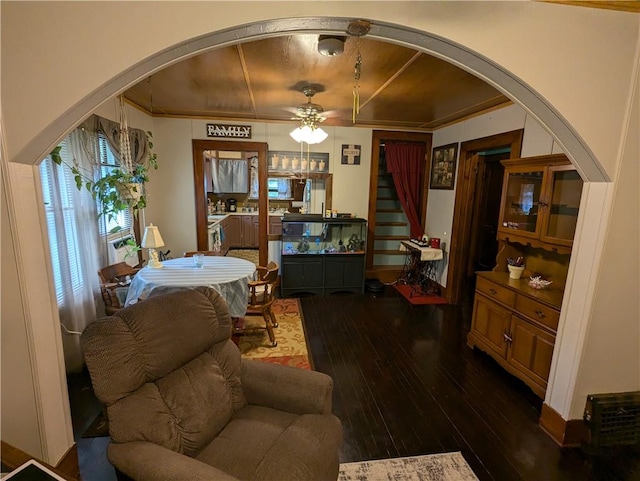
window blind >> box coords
[40,139,84,304]
[97,133,133,238]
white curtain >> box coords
[42,129,106,372]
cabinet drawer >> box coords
[514,295,559,331]
[476,277,516,307]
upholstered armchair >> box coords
[81,286,342,481]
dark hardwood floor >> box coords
[69,287,639,480]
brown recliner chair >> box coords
[81,286,342,481]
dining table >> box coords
[124,256,256,318]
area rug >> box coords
[237,298,312,370]
[339,452,478,481]
[394,283,448,305]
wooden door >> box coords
[448,130,523,304]
[226,215,242,248]
[538,165,583,247]
[470,295,511,359]
[507,315,555,391]
[496,164,545,240]
[466,152,509,276]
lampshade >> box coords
[290,125,328,145]
[141,223,165,248]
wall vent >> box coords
[584,391,640,447]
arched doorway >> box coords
[5,14,619,467]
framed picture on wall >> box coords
[430,143,458,190]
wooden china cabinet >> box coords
[467,154,583,398]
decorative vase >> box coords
[508,265,525,280]
[271,155,279,170]
[310,160,317,171]
[319,160,326,171]
[301,159,308,170]
[281,156,289,170]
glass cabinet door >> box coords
[499,168,544,238]
[540,167,583,246]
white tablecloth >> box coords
[399,240,443,261]
[124,256,256,317]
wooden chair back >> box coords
[98,262,139,284]
[243,262,280,347]
[98,262,139,315]
[183,251,221,257]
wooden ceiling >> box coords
[124,1,639,130]
[124,35,511,131]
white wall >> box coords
[567,63,640,418]
[147,119,373,258]
[427,104,561,286]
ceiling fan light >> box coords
[310,127,328,144]
[290,124,327,144]
[290,126,306,143]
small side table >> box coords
[399,240,443,296]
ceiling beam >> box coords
[237,44,258,118]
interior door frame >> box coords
[446,129,523,304]
[193,139,268,266]
[367,130,433,272]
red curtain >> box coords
[385,142,425,239]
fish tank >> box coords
[281,214,366,256]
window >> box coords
[40,139,85,304]
[267,178,292,199]
[41,131,133,304]
[97,134,133,238]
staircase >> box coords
[371,159,409,280]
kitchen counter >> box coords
[207,211,287,225]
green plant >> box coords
[123,237,142,261]
[51,131,158,221]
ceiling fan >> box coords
[289,86,331,144]
[292,86,327,124]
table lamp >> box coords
[141,223,165,268]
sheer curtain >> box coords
[41,129,106,372]
[385,141,425,239]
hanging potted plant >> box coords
[51,97,158,221]
[51,132,157,221]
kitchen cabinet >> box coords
[222,215,242,249]
[497,154,582,253]
[268,216,282,236]
[241,215,259,248]
[468,272,560,398]
[280,215,366,296]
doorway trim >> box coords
[366,130,433,279]
[192,139,268,266]
[446,129,523,304]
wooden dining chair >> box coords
[236,262,280,347]
[98,262,140,315]
[183,250,221,257]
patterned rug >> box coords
[237,298,312,370]
[339,452,478,481]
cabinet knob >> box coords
[490,288,497,295]
[535,310,546,318]
[503,331,513,343]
